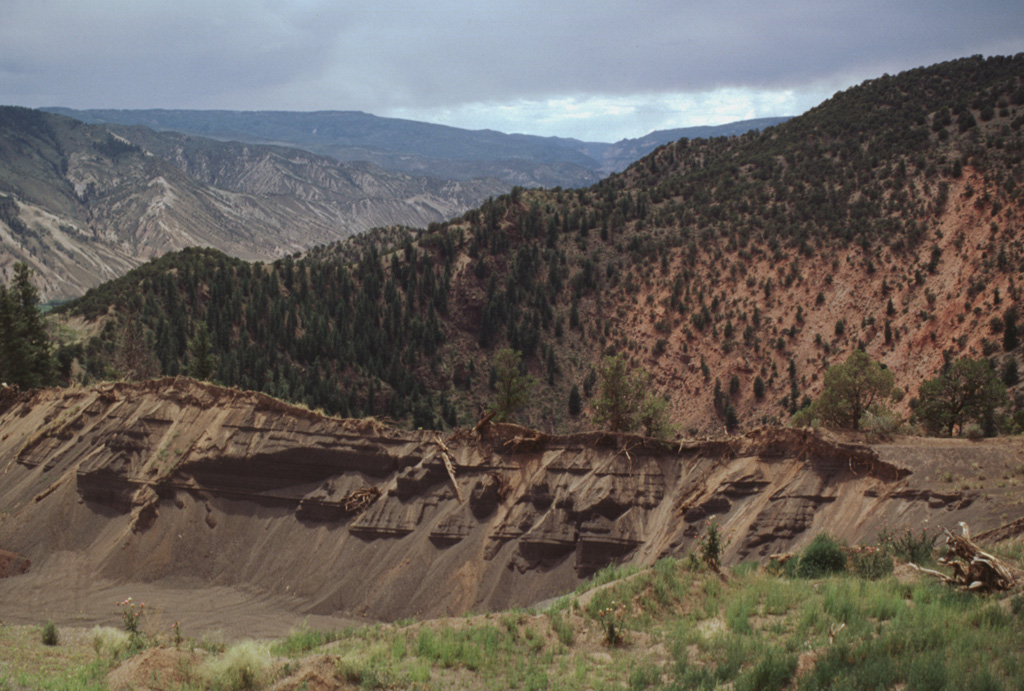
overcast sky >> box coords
[3,1,1023,142]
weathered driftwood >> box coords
[341,486,381,514]
[910,522,1015,592]
[473,410,496,433]
[434,434,464,504]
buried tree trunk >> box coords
[910,522,1016,592]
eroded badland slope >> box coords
[1,379,1021,636]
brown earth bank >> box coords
[1,378,1022,639]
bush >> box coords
[849,546,894,579]
[878,527,935,564]
[797,534,847,578]
[859,405,901,438]
[41,621,59,646]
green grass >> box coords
[269,622,343,656]
[6,539,1024,690]
[0,625,111,690]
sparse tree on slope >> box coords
[593,354,645,433]
[915,357,1008,436]
[488,348,535,423]
[794,350,893,430]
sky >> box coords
[2,1,1023,143]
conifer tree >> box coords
[593,354,646,433]
[187,322,216,381]
[0,263,52,388]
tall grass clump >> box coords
[270,623,342,656]
[734,647,796,691]
[574,561,640,595]
[92,626,132,660]
[201,641,273,690]
[547,609,574,646]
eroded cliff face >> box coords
[0,379,1020,624]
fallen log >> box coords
[434,434,464,504]
[910,522,1015,592]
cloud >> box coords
[2,0,1022,140]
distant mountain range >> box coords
[43,108,790,187]
[0,107,505,300]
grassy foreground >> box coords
[2,538,1023,690]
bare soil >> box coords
[1,379,1022,641]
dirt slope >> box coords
[1,379,1021,638]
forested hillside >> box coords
[53,55,1024,434]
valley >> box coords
[1,54,1024,689]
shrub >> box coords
[859,405,901,438]
[797,534,847,578]
[878,526,936,564]
[41,621,59,646]
[849,546,894,579]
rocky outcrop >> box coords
[1,379,1021,622]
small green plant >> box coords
[117,597,144,635]
[1011,594,1024,617]
[797,533,847,578]
[628,661,662,689]
[199,630,227,654]
[547,609,574,646]
[171,621,183,648]
[596,601,627,646]
[40,621,59,646]
[699,517,726,569]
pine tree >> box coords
[1004,307,1019,352]
[593,354,645,433]
[568,384,582,416]
[0,263,52,388]
[187,322,216,381]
